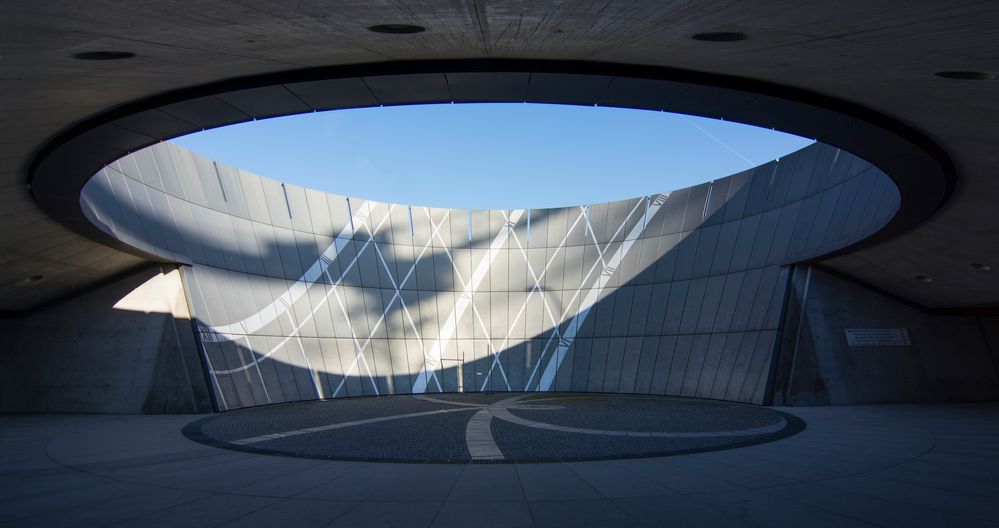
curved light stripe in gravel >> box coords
[221,394,792,462]
[412,394,494,407]
[230,407,478,445]
[490,407,788,438]
[463,395,532,460]
[465,409,504,460]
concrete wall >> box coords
[0,267,213,413]
[78,141,899,409]
[772,266,999,405]
[980,315,999,379]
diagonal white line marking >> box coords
[411,209,525,393]
[330,212,450,397]
[529,219,643,389]
[582,205,608,268]
[284,308,324,399]
[199,334,229,411]
[205,203,394,373]
[533,196,666,391]
[207,201,374,339]
[328,279,380,395]
[373,245,427,345]
[478,209,587,388]
[525,197,655,390]
[241,335,271,404]
[371,214,449,393]
[470,299,512,391]
[209,201,447,395]
[204,192,662,399]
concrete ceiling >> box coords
[3,1,998,312]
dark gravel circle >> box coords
[184,392,805,463]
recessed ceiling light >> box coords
[934,71,997,81]
[970,262,992,271]
[72,51,136,61]
[367,24,426,34]
[691,32,748,42]
[23,275,44,283]
[913,274,933,283]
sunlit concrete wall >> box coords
[80,141,899,409]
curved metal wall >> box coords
[81,141,898,409]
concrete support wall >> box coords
[773,266,999,405]
[0,267,213,413]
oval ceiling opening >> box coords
[172,103,811,210]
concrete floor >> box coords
[2,403,998,527]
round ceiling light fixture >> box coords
[72,51,136,61]
[934,71,997,81]
[691,31,748,42]
[913,274,934,283]
[970,262,992,271]
[367,24,426,35]
[23,275,44,283]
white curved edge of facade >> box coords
[80,141,899,409]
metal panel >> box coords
[723,332,760,401]
[285,78,379,110]
[695,275,727,334]
[691,224,720,278]
[160,95,248,129]
[635,236,661,284]
[570,339,593,392]
[629,284,654,336]
[618,336,644,393]
[696,333,727,398]
[748,209,781,268]
[363,73,450,105]
[702,178,731,225]
[653,233,681,283]
[680,334,711,397]
[217,85,311,119]
[721,169,752,223]
[682,182,710,232]
[610,286,635,337]
[679,278,708,334]
[586,338,609,392]
[671,231,700,281]
[649,335,677,395]
[665,335,693,396]
[527,73,611,105]
[660,188,689,235]
[709,332,745,400]
[633,336,660,394]
[446,72,530,102]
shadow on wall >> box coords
[74,141,913,411]
[84,143,894,293]
[0,266,214,414]
[181,151,874,411]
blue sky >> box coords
[172,103,812,210]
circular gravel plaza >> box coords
[184,393,805,463]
